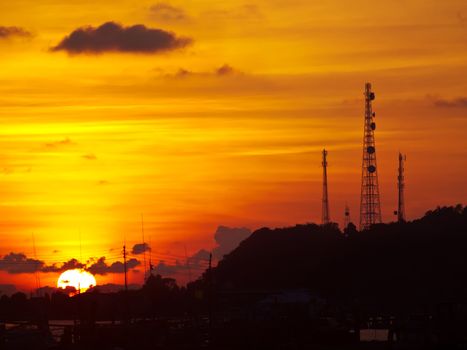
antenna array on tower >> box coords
[359,83,382,230]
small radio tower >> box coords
[359,83,382,230]
[321,149,330,225]
[396,153,406,222]
[344,204,351,229]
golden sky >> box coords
[0,0,466,291]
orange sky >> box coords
[0,0,466,292]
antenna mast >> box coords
[123,244,128,292]
[141,214,147,281]
[321,149,330,225]
[32,233,41,296]
[359,83,382,230]
[397,153,406,222]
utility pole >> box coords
[208,252,213,332]
[123,244,129,325]
[321,149,330,225]
[123,244,128,293]
[141,214,147,281]
[359,83,382,230]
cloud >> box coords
[201,4,263,21]
[188,249,211,264]
[433,97,467,108]
[212,226,251,260]
[82,153,97,160]
[167,65,242,79]
[0,252,140,277]
[0,284,17,296]
[216,64,236,76]
[37,258,86,273]
[0,26,32,39]
[131,243,151,255]
[45,137,73,148]
[51,22,192,54]
[0,253,44,274]
[87,257,140,275]
[149,3,189,22]
[150,226,250,281]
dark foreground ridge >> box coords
[1,204,466,349]
[204,204,467,312]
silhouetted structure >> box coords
[396,153,406,222]
[359,83,382,230]
[344,204,351,229]
[321,149,330,225]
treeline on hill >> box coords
[200,204,467,313]
[0,205,465,321]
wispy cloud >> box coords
[82,153,97,160]
[45,137,73,148]
[432,97,467,108]
[0,26,32,39]
[149,3,189,22]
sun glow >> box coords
[57,269,96,294]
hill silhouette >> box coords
[202,205,467,313]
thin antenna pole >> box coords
[123,243,129,325]
[123,244,128,292]
[184,245,192,282]
[141,214,147,281]
[32,233,41,297]
[208,252,213,331]
[321,149,330,225]
[397,153,406,222]
[148,234,153,277]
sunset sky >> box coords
[1,0,466,292]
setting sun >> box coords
[57,269,96,294]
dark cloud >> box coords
[82,153,97,160]
[131,243,151,255]
[153,260,184,276]
[149,3,189,22]
[0,252,140,278]
[0,26,32,39]
[187,249,210,265]
[212,226,251,260]
[152,249,210,279]
[151,227,250,281]
[0,253,44,274]
[433,97,467,108]
[87,257,140,275]
[38,258,86,273]
[0,284,17,296]
[51,22,192,54]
